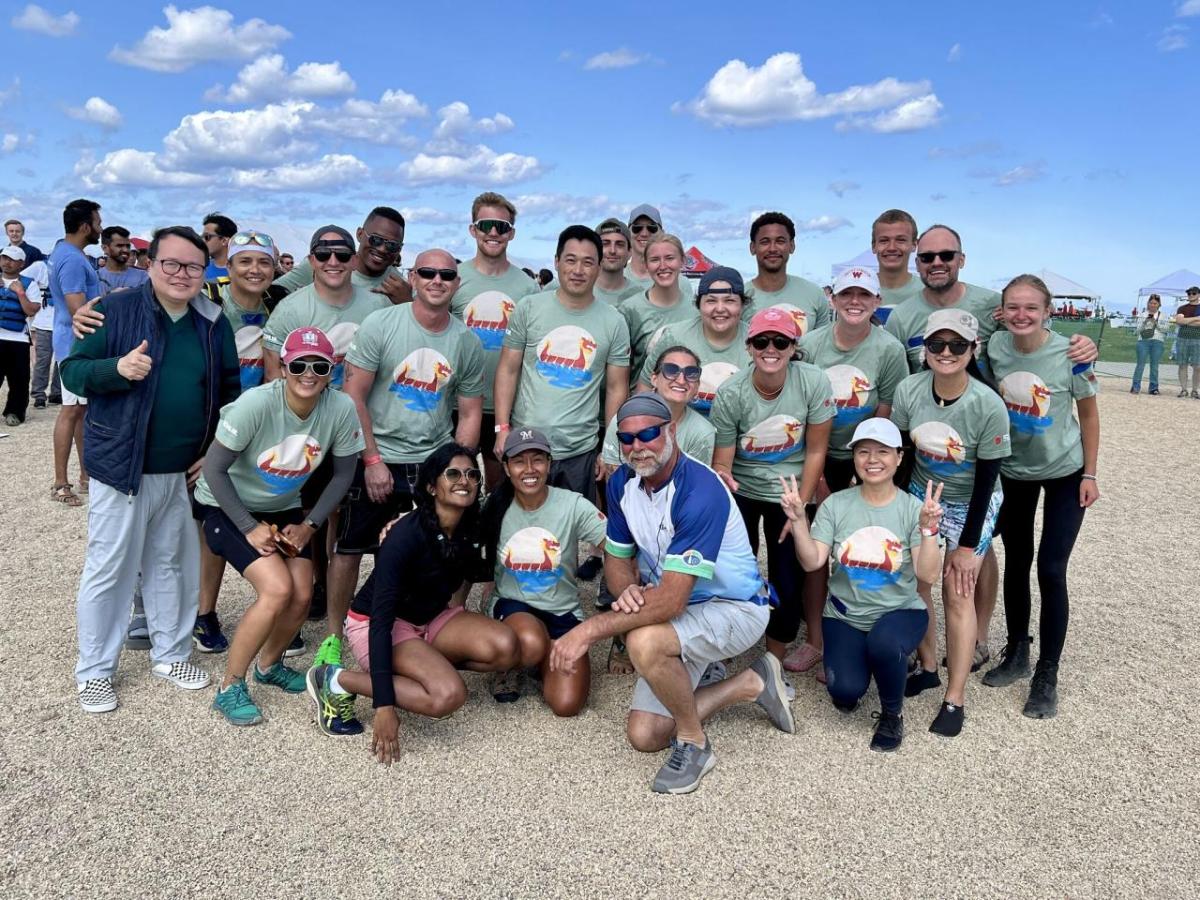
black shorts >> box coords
[199,504,312,574]
[824,456,858,493]
[548,447,599,504]
[335,460,419,555]
[299,453,335,510]
[450,409,491,455]
[492,597,582,640]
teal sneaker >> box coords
[213,679,263,726]
[306,664,364,736]
[312,634,344,668]
[253,660,307,693]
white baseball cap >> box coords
[1,245,26,262]
[832,267,879,296]
[846,418,903,450]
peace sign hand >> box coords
[778,474,807,523]
[919,479,944,532]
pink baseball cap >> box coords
[281,327,336,364]
[747,306,799,340]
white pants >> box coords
[75,474,199,682]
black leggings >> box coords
[998,469,1086,664]
[735,494,808,644]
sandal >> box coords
[51,483,83,507]
[606,636,635,675]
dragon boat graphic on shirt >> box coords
[256,434,323,494]
[911,421,971,476]
[825,364,873,427]
[692,361,740,414]
[501,526,564,593]
[737,414,805,462]
[536,325,598,389]
[837,526,905,589]
[234,321,265,390]
[768,303,810,337]
[390,348,453,412]
[325,321,360,388]
[464,290,515,351]
[998,371,1053,435]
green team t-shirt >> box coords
[878,273,923,313]
[620,289,698,380]
[710,363,835,502]
[811,487,926,631]
[747,275,831,337]
[450,261,539,412]
[272,258,402,295]
[798,324,909,459]
[889,371,1012,503]
[505,295,631,457]
[194,379,365,514]
[638,316,751,417]
[600,406,716,467]
[218,285,270,391]
[595,278,643,308]
[345,305,485,464]
[491,486,608,617]
[987,330,1096,481]
[261,283,389,389]
[883,283,1001,372]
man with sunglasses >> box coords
[278,253,294,274]
[315,249,486,671]
[61,225,241,714]
[748,212,830,337]
[624,204,696,299]
[202,213,237,283]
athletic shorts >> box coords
[335,460,419,554]
[908,481,1002,556]
[548,447,600,504]
[1176,337,1200,366]
[491,596,582,640]
[298,453,335,510]
[343,606,465,669]
[198,503,312,574]
[60,383,87,406]
[823,456,858,493]
[630,598,770,718]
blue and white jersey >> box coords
[605,453,766,605]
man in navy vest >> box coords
[62,225,241,714]
[0,245,40,424]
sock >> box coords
[329,669,348,694]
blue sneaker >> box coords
[306,664,364,736]
[213,679,263,727]
[193,612,229,653]
[253,660,307,693]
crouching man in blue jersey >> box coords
[550,393,794,794]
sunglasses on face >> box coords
[231,232,274,249]
[366,233,402,254]
[749,335,795,352]
[415,266,458,282]
[443,467,483,485]
[631,224,660,235]
[658,362,701,383]
[616,424,665,445]
[312,247,353,263]
[473,219,513,236]
[924,337,973,355]
[202,232,221,242]
[916,250,959,264]
[287,359,333,376]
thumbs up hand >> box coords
[118,339,153,381]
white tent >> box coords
[1138,269,1200,298]
[830,249,916,279]
[1035,268,1100,301]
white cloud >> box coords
[11,4,78,36]
[78,147,366,192]
[993,161,1046,186]
[66,96,123,129]
[110,5,290,73]
[837,94,943,133]
[229,154,368,191]
[208,54,356,103]
[584,48,654,70]
[928,141,1002,159]
[2,134,22,153]
[1178,0,1200,16]
[162,101,317,168]
[827,180,861,197]
[0,78,19,107]
[313,89,428,144]
[398,206,458,225]
[1158,24,1189,51]
[514,193,620,222]
[947,43,962,62]
[679,52,939,131]
[795,215,853,233]
[79,148,213,188]
[401,144,545,186]
[433,102,514,139]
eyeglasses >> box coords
[231,232,275,248]
[312,247,354,263]
[366,233,402,254]
[443,467,483,485]
[923,337,973,355]
[616,424,665,445]
[201,232,221,242]
[286,359,333,376]
[157,258,205,278]
[473,219,513,236]
[414,266,458,282]
[631,224,659,235]
[749,335,795,352]
[658,362,701,383]
[916,250,959,264]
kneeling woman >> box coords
[196,326,364,726]
[780,419,944,751]
[307,442,520,765]
[483,428,608,714]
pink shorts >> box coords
[344,606,465,670]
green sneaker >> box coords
[253,660,307,693]
[213,679,263,726]
[306,664,364,736]
[313,634,344,668]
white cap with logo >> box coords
[846,417,903,450]
[832,267,880,296]
[923,308,979,342]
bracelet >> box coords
[920,527,940,537]
[362,453,383,467]
[494,423,511,434]
[1080,474,1097,482]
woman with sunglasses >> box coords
[620,233,699,379]
[983,275,1099,719]
[890,309,1011,737]
[636,266,751,416]
[711,307,835,670]
[194,327,365,726]
[306,443,520,761]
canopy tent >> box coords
[683,245,718,278]
[1035,268,1100,301]
[1138,269,1200,298]
[831,249,915,279]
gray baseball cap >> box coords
[597,217,633,246]
[503,427,552,460]
[309,225,355,252]
[627,204,662,227]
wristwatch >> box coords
[303,517,319,530]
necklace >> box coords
[752,373,785,401]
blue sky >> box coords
[2,1,1197,310]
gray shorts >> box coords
[1176,337,1200,366]
[630,598,769,718]
[549,446,599,504]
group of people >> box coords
[1131,287,1200,398]
[13,192,1105,794]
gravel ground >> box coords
[2,376,1197,899]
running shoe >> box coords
[575,555,604,582]
[283,632,305,659]
[870,710,904,752]
[126,614,152,651]
[253,660,307,693]
[1023,661,1059,719]
[750,653,795,734]
[941,642,990,673]
[192,612,228,654]
[982,637,1031,687]
[306,664,364,736]
[213,679,263,726]
[312,634,343,668]
[151,661,211,690]
[651,738,717,794]
[905,667,941,697]
[929,701,965,737]
[78,678,118,714]
[782,642,822,673]
[492,669,521,703]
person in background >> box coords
[98,227,149,294]
[1130,294,1168,395]
[0,245,40,425]
[278,252,294,274]
[1174,286,1200,399]
[202,213,237,282]
[24,254,58,409]
[538,268,554,288]
[4,218,44,266]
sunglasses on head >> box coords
[287,359,333,376]
[916,250,959,264]
[616,424,665,445]
[631,224,660,235]
[749,334,795,352]
[924,337,973,355]
[658,362,701,383]
[473,219,513,236]
[415,266,458,282]
[231,232,274,248]
[366,233,402,254]
[312,247,353,263]
[443,466,482,485]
